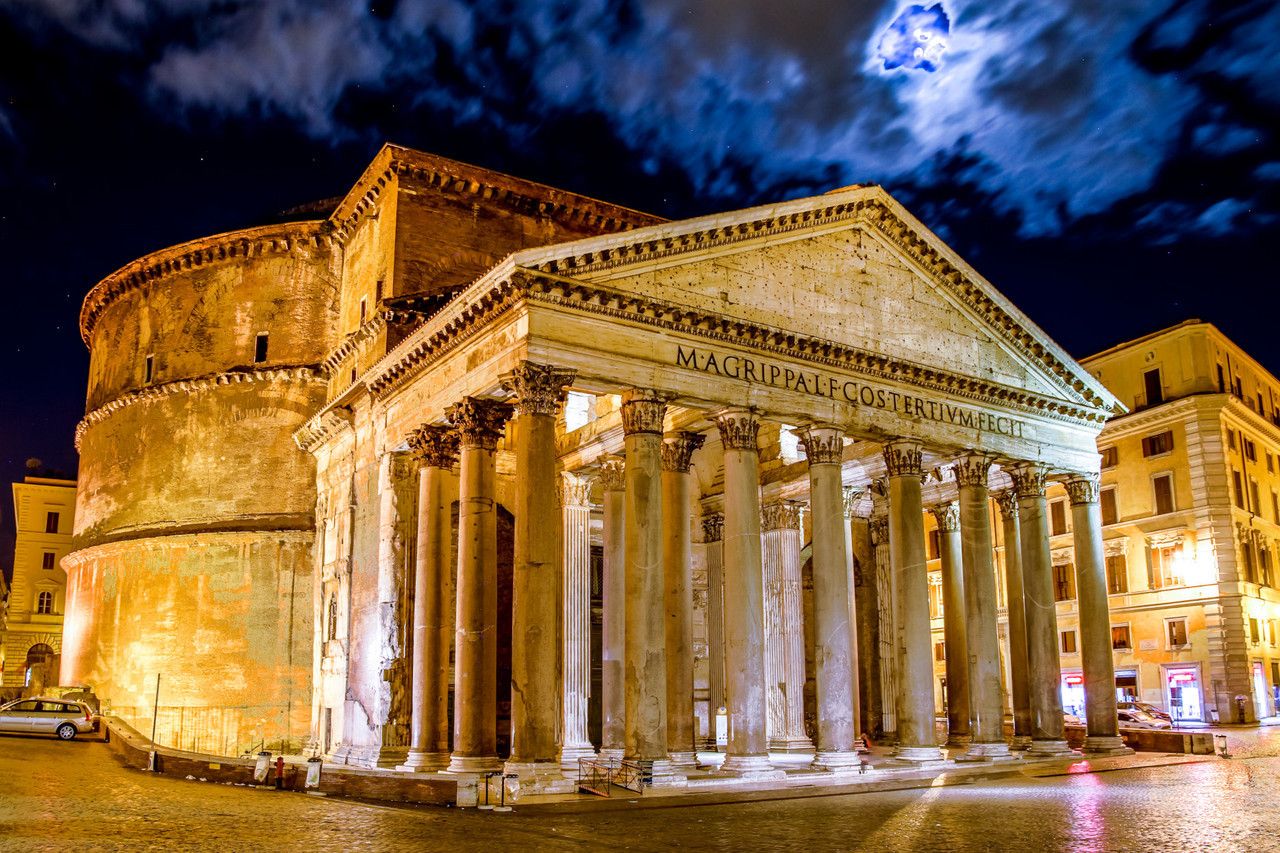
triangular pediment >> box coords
[508,186,1120,417]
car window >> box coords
[38,702,66,712]
[10,701,39,712]
[59,704,81,714]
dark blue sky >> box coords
[1,0,1277,571]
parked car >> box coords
[1117,708,1172,730]
[1118,701,1173,724]
[0,697,97,740]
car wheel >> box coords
[56,723,77,741]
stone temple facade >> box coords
[66,143,1129,783]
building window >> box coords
[1101,487,1118,525]
[1050,500,1068,536]
[327,595,338,642]
[1106,553,1128,594]
[1250,480,1261,516]
[1242,541,1258,584]
[1273,491,1279,523]
[36,591,53,615]
[1148,543,1184,589]
[144,353,154,384]
[1227,429,1237,450]
[1153,474,1175,515]
[44,511,59,534]
[1217,364,1226,393]
[1111,624,1132,650]
[359,298,367,325]
[928,573,943,619]
[1244,438,1257,462]
[1100,446,1118,469]
[375,279,384,303]
[41,551,55,570]
[1143,368,1164,407]
[927,528,942,561]
[934,641,945,662]
[1250,618,1261,645]
[1061,630,1078,654]
[1142,431,1174,457]
[1166,617,1189,648]
[1233,470,1246,510]
[254,333,269,364]
[1053,562,1076,601]
[1268,453,1275,474]
[1261,546,1273,588]
[1271,619,1280,647]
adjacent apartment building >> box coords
[927,320,1280,727]
[2,473,76,690]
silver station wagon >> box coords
[0,697,97,740]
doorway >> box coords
[1165,666,1203,723]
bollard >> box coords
[305,757,323,790]
[275,756,286,790]
[254,751,272,786]
[494,773,516,812]
[478,772,496,810]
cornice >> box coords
[294,406,355,454]
[517,191,1116,415]
[80,221,334,346]
[75,366,325,451]
[327,146,662,245]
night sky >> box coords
[1,0,1276,574]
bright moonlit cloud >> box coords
[877,3,950,72]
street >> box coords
[1,730,1279,852]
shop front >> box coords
[1163,664,1203,724]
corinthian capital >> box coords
[952,452,994,488]
[761,501,802,531]
[1065,473,1101,506]
[407,424,460,469]
[715,408,759,451]
[446,397,513,451]
[701,512,724,543]
[869,516,890,546]
[661,431,706,472]
[499,362,577,417]
[796,424,845,466]
[929,502,960,532]
[1007,462,1048,498]
[598,458,625,492]
[560,471,594,509]
[882,439,923,478]
[620,388,669,436]
[993,489,1019,519]
[842,486,865,519]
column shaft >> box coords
[800,426,858,769]
[662,432,704,767]
[561,473,596,768]
[1067,475,1129,754]
[401,426,458,771]
[717,409,780,777]
[884,440,944,761]
[762,502,811,751]
[995,491,1033,748]
[1010,464,1073,756]
[955,454,1011,759]
[620,390,681,783]
[446,398,511,774]
[703,514,726,730]
[932,503,969,747]
[600,461,626,761]
[871,512,897,739]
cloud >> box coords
[8,0,1277,239]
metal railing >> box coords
[576,758,649,797]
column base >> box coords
[1010,735,1033,751]
[396,749,450,772]
[445,754,503,774]
[768,734,816,753]
[957,741,1018,762]
[812,750,865,772]
[598,747,624,764]
[944,733,972,749]
[1083,735,1134,756]
[503,761,576,797]
[668,750,699,770]
[720,753,786,779]
[1024,739,1079,758]
[892,745,947,764]
[627,758,688,788]
[559,742,598,773]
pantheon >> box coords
[64,144,1127,796]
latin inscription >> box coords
[676,345,1025,438]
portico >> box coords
[300,185,1124,795]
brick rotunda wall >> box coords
[63,221,340,755]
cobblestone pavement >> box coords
[1,729,1278,853]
